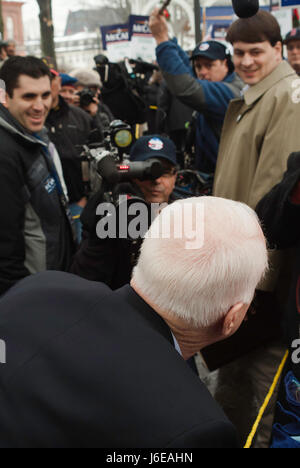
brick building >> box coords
[2,1,24,49]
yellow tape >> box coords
[244,349,289,448]
[135,124,140,140]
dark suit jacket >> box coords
[0,272,238,448]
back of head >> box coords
[0,56,51,97]
[132,197,268,328]
[226,10,282,46]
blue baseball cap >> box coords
[130,135,177,166]
[60,73,78,87]
[191,41,227,61]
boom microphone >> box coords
[232,0,259,18]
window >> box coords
[6,17,14,39]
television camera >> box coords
[81,120,164,202]
[93,55,156,125]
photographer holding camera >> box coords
[70,134,178,290]
[71,69,114,135]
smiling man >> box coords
[0,56,74,296]
[209,10,300,448]
[214,11,299,211]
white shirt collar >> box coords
[171,331,183,356]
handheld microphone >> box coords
[232,0,259,18]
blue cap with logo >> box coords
[130,135,177,166]
[191,40,227,61]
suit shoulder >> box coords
[167,417,238,448]
[1,271,111,310]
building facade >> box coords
[2,1,24,49]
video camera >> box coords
[81,120,164,198]
[93,55,149,125]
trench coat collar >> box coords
[244,61,297,106]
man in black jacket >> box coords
[256,152,300,380]
[256,152,300,448]
[0,196,268,448]
[0,56,74,296]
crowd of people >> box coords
[0,9,299,449]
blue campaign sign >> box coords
[129,15,152,39]
[281,0,300,7]
[100,23,129,50]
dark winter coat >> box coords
[0,104,74,296]
[256,152,300,380]
[46,97,92,203]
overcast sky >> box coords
[19,0,274,39]
[21,0,106,37]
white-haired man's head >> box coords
[131,197,268,334]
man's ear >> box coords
[222,303,250,338]
[274,40,283,59]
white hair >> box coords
[132,197,268,328]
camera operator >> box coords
[70,135,178,290]
[149,8,244,175]
[75,87,106,141]
[45,64,93,245]
[71,69,114,132]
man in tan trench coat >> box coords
[203,11,300,448]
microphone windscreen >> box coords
[232,0,259,18]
